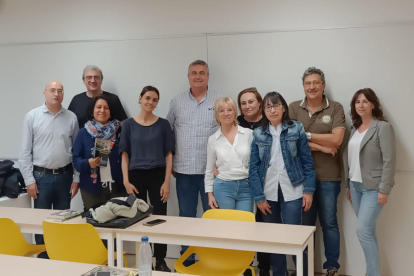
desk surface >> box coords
[117,215,315,247]
[0,254,188,276]
[0,206,113,233]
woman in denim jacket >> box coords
[249,92,316,276]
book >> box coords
[94,138,111,167]
[80,266,137,276]
[46,209,82,222]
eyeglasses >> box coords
[304,81,323,87]
[219,108,234,114]
[264,104,282,111]
[48,89,63,95]
[85,76,101,81]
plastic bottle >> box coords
[138,236,152,276]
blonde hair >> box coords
[214,97,239,126]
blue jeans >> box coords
[33,169,73,258]
[213,178,253,212]
[176,173,210,261]
[350,181,384,276]
[261,186,305,276]
[302,180,341,270]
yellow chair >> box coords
[0,217,46,256]
[174,209,256,276]
[42,221,127,266]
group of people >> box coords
[18,60,396,276]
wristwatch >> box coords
[306,132,312,141]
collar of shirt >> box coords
[188,88,210,103]
[41,103,65,115]
[269,123,282,137]
[214,125,245,140]
[299,96,330,117]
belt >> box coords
[33,164,73,174]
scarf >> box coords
[85,119,120,187]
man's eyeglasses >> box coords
[85,76,101,81]
[304,81,322,87]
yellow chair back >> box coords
[174,209,256,276]
[0,217,46,256]
[43,221,108,265]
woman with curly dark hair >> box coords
[343,88,396,276]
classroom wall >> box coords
[1,1,413,275]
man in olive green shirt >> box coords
[289,67,345,276]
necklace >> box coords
[245,115,262,129]
[247,121,257,129]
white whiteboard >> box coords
[208,24,414,172]
[0,36,207,159]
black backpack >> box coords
[0,160,26,198]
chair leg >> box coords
[248,266,256,276]
[123,255,128,267]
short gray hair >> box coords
[188,60,209,74]
[82,65,103,80]
[302,67,325,83]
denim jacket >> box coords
[249,120,316,203]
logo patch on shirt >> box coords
[321,115,332,124]
[208,107,214,110]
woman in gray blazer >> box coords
[343,88,396,276]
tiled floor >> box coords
[125,254,329,275]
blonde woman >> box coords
[205,97,254,212]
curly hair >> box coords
[350,88,386,129]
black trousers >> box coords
[129,167,167,260]
[256,209,271,270]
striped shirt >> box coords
[167,89,223,174]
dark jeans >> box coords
[80,183,127,210]
[129,167,167,261]
[256,210,271,270]
[261,186,306,276]
[176,173,210,261]
[33,169,73,258]
[302,180,341,270]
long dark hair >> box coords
[260,92,292,129]
[87,94,112,121]
[350,88,386,129]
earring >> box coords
[154,107,158,112]
[139,103,141,107]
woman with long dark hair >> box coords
[343,88,396,276]
[249,92,315,276]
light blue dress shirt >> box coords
[18,104,80,185]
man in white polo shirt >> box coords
[19,81,80,258]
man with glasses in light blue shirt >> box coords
[19,81,80,258]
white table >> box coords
[115,215,316,276]
[0,193,31,207]
[0,254,191,276]
[0,206,116,266]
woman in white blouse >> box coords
[343,88,396,276]
[205,97,254,212]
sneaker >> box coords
[326,267,339,276]
[155,259,171,272]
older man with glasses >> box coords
[68,65,128,128]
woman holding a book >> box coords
[73,95,126,210]
[119,85,174,272]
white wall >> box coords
[1,1,413,275]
